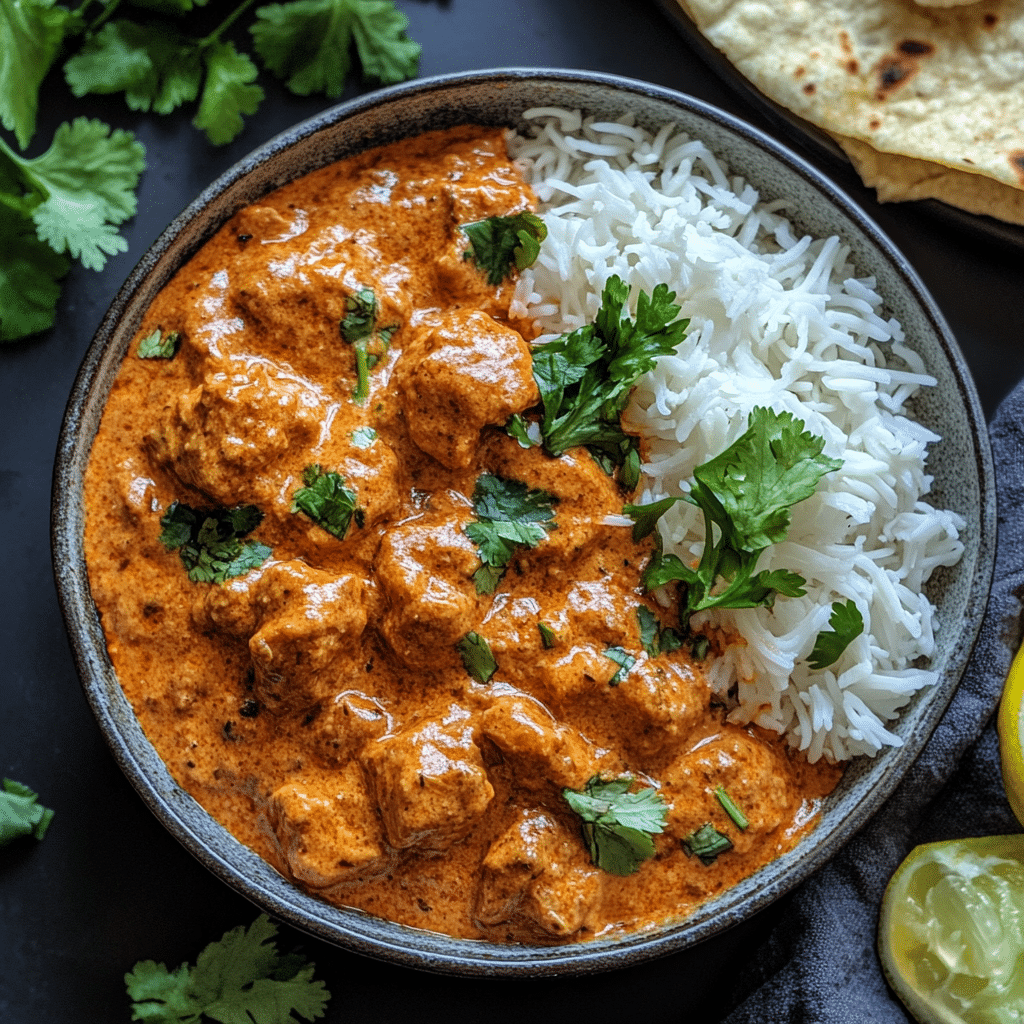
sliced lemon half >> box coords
[879,835,1024,1024]
[999,643,1024,829]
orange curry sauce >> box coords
[83,126,841,944]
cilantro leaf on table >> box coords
[64,20,204,115]
[563,775,668,876]
[0,0,76,149]
[463,474,558,594]
[192,40,263,146]
[125,914,330,1023]
[0,117,146,271]
[808,599,864,670]
[158,501,272,584]
[515,275,687,479]
[252,0,421,97]
[0,778,54,848]
[0,203,70,342]
[461,211,547,286]
[456,631,497,684]
[290,464,363,539]
[632,407,841,624]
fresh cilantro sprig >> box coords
[290,464,363,539]
[0,114,145,341]
[125,914,330,1023]
[62,0,419,146]
[158,500,272,584]
[456,631,497,684]
[65,9,263,146]
[808,599,864,670]
[461,211,547,286]
[629,406,841,623]
[0,778,54,848]
[252,0,420,97]
[563,775,669,876]
[463,474,558,595]
[0,116,145,271]
[509,275,687,487]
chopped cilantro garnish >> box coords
[158,501,271,584]
[683,822,733,865]
[339,287,395,403]
[715,787,749,830]
[456,631,497,684]
[563,776,668,876]
[0,779,54,847]
[636,604,683,657]
[137,327,182,359]
[514,275,687,479]
[291,464,363,539]
[463,474,558,594]
[461,211,547,285]
[125,914,330,1023]
[538,621,557,649]
[603,646,635,685]
[808,599,864,670]
[635,407,841,623]
[350,426,378,449]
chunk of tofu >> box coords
[474,807,601,939]
[363,707,494,853]
[374,513,487,668]
[249,564,371,709]
[193,560,372,711]
[315,689,392,764]
[661,726,796,853]
[477,689,598,791]
[397,309,538,469]
[147,357,329,507]
[267,764,387,888]
[608,654,711,761]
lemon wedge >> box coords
[879,835,1024,1024]
[998,643,1024,828]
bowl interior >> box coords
[52,69,996,976]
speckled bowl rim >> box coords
[52,68,996,977]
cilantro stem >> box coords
[199,0,259,47]
[0,137,48,203]
[715,786,749,830]
[352,343,370,404]
[87,0,123,33]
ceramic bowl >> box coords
[52,69,996,976]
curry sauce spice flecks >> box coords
[83,126,841,944]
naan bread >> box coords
[678,0,1024,221]
[834,134,1024,224]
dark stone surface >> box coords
[2,2,1023,1021]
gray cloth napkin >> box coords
[724,381,1024,1023]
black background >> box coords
[3,1,1023,1021]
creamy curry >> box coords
[83,126,841,943]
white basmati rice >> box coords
[507,111,965,763]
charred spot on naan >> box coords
[874,41,935,99]
[1010,152,1024,186]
